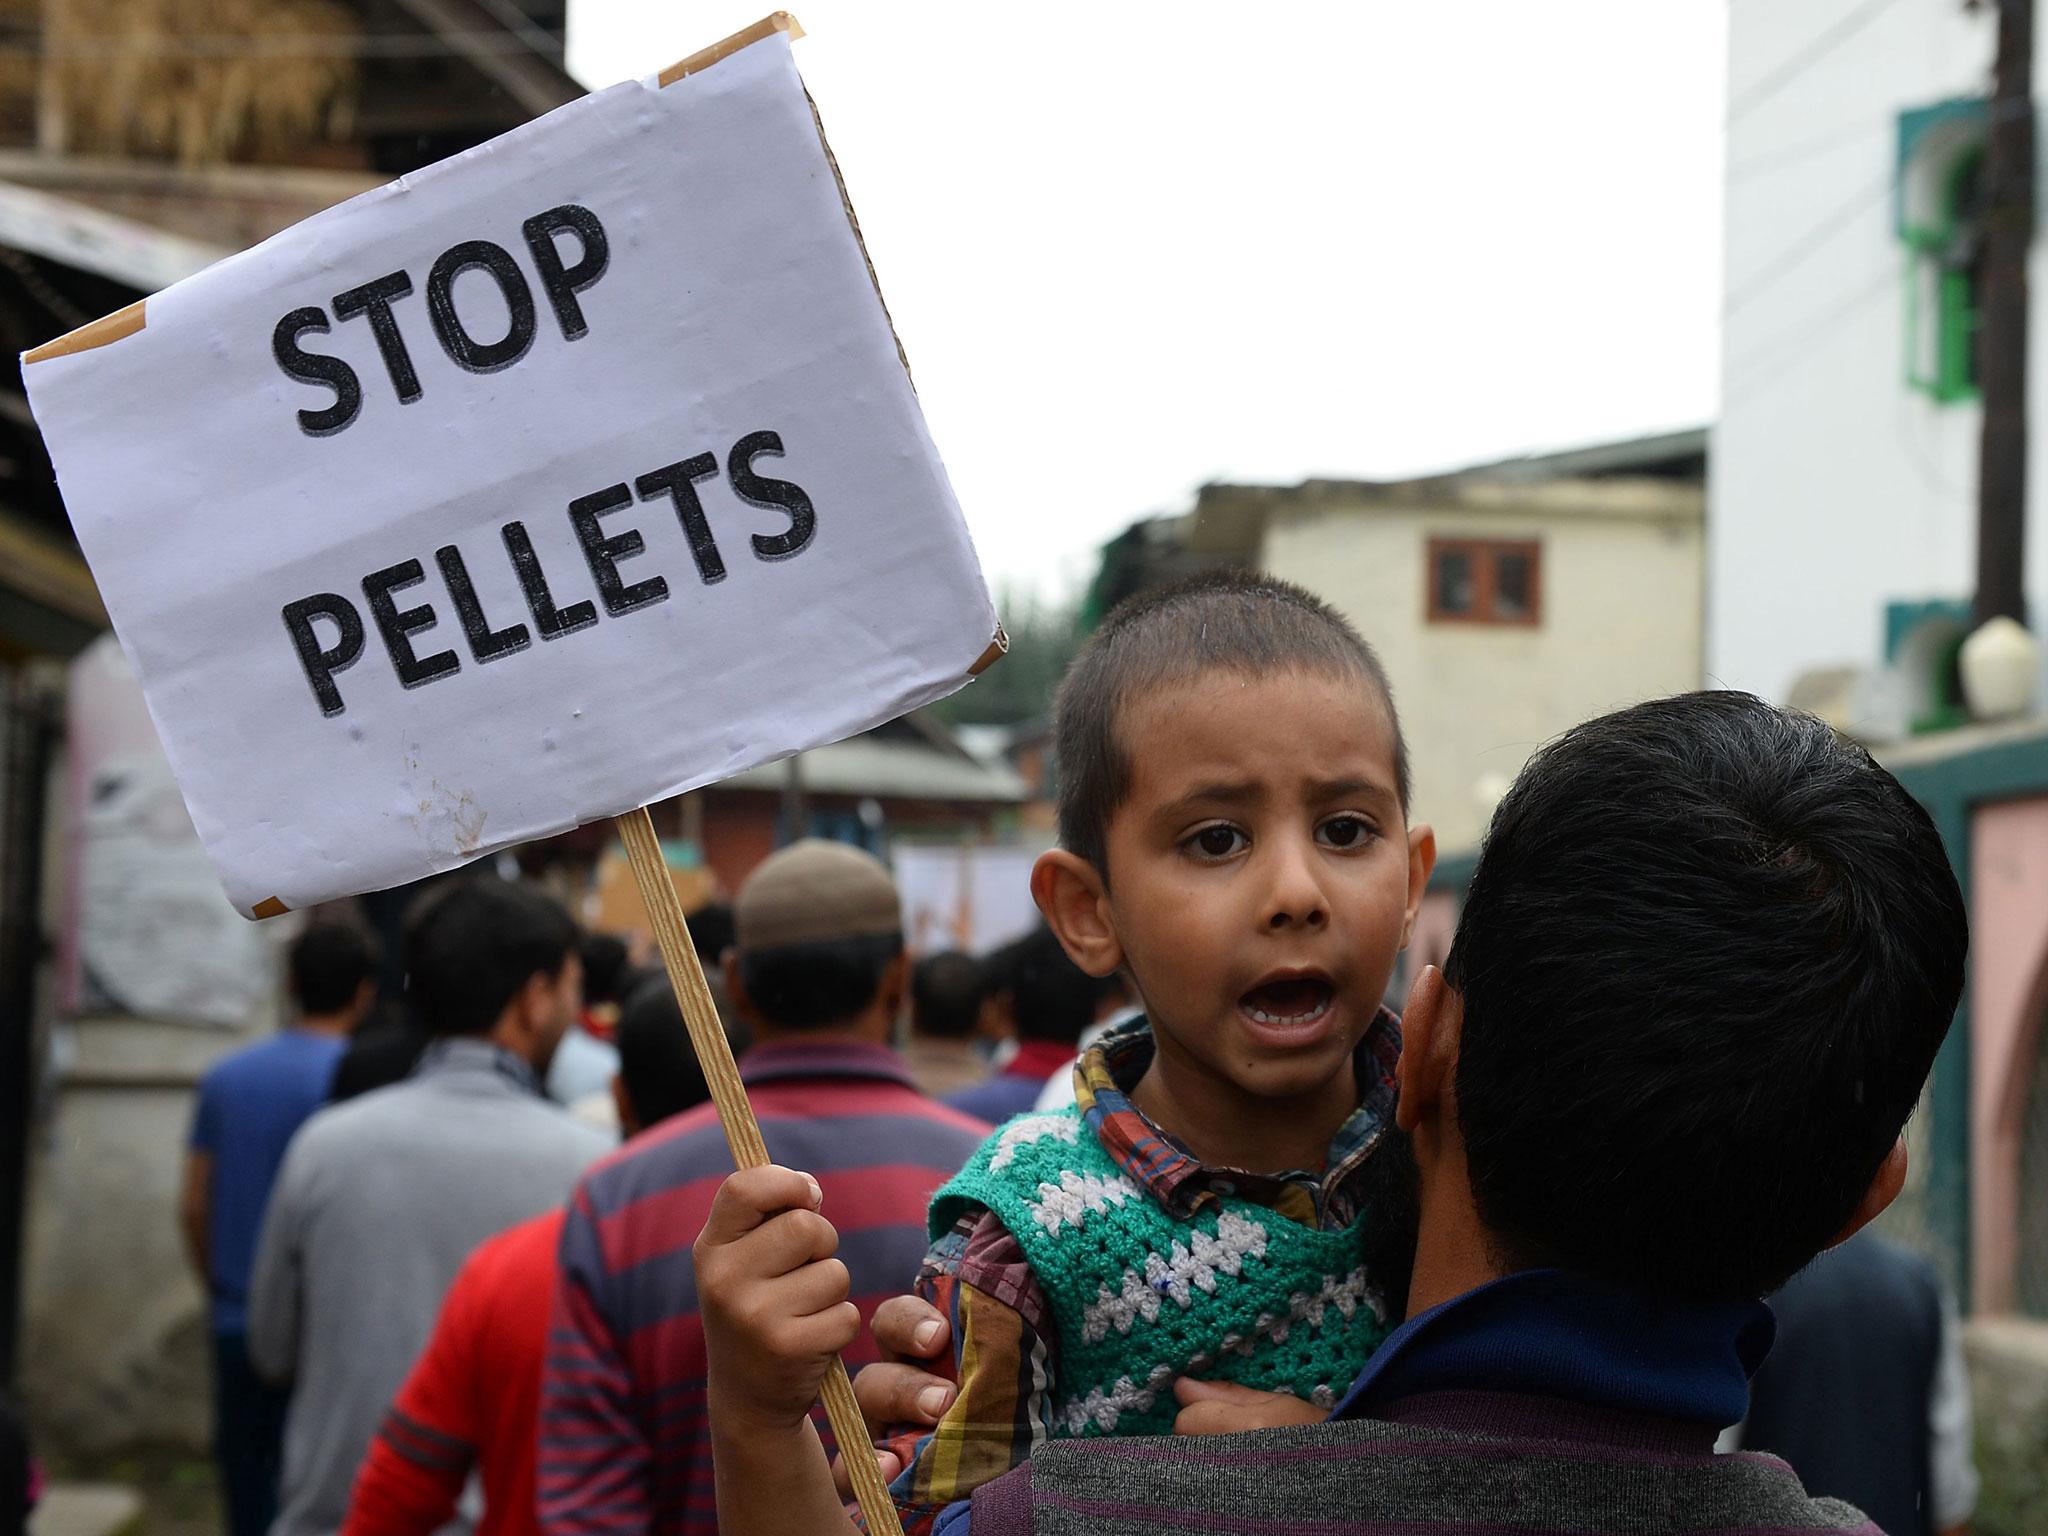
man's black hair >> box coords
[289,921,375,1017]
[737,932,904,1031]
[912,951,983,1040]
[1053,568,1408,877]
[404,878,579,1038]
[1007,925,1120,1045]
[580,933,631,1008]
[614,975,721,1128]
[1443,691,1967,1303]
[689,902,737,968]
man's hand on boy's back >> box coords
[830,1296,958,1496]
[1170,1377,1327,1435]
[841,1295,1322,1479]
[696,1165,861,1430]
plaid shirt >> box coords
[881,1010,1402,1534]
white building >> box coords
[1129,431,1705,855]
[1715,1,2044,726]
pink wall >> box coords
[1969,796,2048,1313]
[1409,890,1460,978]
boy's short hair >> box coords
[912,951,983,1040]
[1444,691,1967,1302]
[289,921,375,1016]
[1054,569,1408,876]
[404,879,579,1038]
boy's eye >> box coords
[1185,824,1248,859]
[1317,814,1375,850]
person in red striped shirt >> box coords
[340,970,729,1536]
[536,840,989,1536]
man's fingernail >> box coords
[803,1174,822,1207]
[913,1319,944,1352]
[877,1453,901,1480]
[917,1385,951,1419]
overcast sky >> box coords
[566,3,1728,601]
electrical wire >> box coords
[1727,115,1891,184]
[1723,169,1897,317]
[1720,263,1900,411]
[1723,94,2030,325]
[1726,0,1915,127]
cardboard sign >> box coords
[23,17,1000,918]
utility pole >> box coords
[781,752,808,843]
[1975,0,2034,626]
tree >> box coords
[936,585,1084,728]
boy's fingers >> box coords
[699,1165,823,1247]
[780,1300,862,1359]
[726,1207,840,1280]
[830,1446,902,1500]
[870,1295,949,1363]
[756,1257,850,1323]
[724,1263,853,1356]
[850,1361,955,1431]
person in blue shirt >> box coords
[181,921,374,1536]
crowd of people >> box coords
[8,570,1984,1536]
[169,803,1127,1536]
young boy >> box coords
[706,571,1437,1519]
[699,689,1967,1535]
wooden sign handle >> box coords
[614,806,906,1536]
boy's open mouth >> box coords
[1238,976,1335,1029]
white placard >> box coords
[24,26,998,918]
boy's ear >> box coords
[1031,850,1125,979]
[1825,1137,1908,1250]
[1395,964,1460,1135]
[1399,823,1438,949]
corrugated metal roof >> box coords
[0,180,227,292]
[722,735,1030,804]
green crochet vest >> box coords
[929,1108,1394,1439]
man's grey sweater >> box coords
[249,1038,609,1536]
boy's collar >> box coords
[1330,1268,1775,1440]
[1073,1009,1403,1224]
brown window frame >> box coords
[1426,537,1543,627]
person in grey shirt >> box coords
[249,879,610,1536]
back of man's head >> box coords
[405,879,579,1038]
[1008,925,1115,1045]
[290,921,375,1019]
[732,839,904,1032]
[688,902,737,968]
[614,976,719,1130]
[579,933,632,1009]
[912,951,982,1041]
[1444,691,1967,1303]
